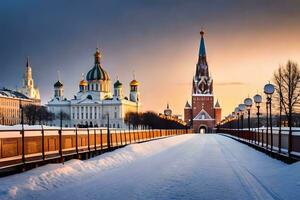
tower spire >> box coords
[198,30,206,58]
[26,56,30,68]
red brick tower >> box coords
[184,31,221,133]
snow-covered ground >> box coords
[0,134,299,200]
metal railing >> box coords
[0,127,193,172]
[218,128,300,161]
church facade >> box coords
[47,48,141,128]
[184,31,221,133]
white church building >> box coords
[47,48,141,128]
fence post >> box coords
[115,130,118,146]
[94,129,97,152]
[75,127,78,154]
[100,129,103,150]
[120,129,123,146]
[59,129,63,162]
[124,129,127,145]
[129,129,132,144]
[87,128,90,158]
[133,129,136,143]
[41,126,45,160]
[110,132,113,148]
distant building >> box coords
[0,88,35,125]
[163,103,172,116]
[184,31,221,133]
[160,104,185,125]
[47,48,141,128]
[0,58,41,125]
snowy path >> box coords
[0,134,299,200]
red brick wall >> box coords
[193,120,215,133]
[214,108,222,125]
[192,95,214,118]
[184,108,192,125]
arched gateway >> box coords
[199,125,207,134]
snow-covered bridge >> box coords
[0,134,299,200]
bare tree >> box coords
[23,105,54,125]
[56,111,70,128]
[273,61,300,155]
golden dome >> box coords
[130,79,139,86]
[79,79,88,86]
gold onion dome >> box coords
[130,79,139,86]
[79,79,88,86]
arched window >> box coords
[201,114,205,119]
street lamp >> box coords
[234,107,240,138]
[239,104,246,139]
[106,113,110,149]
[253,94,262,145]
[244,98,253,142]
[264,83,275,151]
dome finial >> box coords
[94,48,101,64]
[200,27,204,36]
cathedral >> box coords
[47,48,141,128]
[184,31,221,133]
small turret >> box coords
[164,103,172,116]
[113,79,123,99]
[54,80,64,99]
[54,71,64,100]
[79,74,88,93]
[214,99,222,125]
[130,78,140,102]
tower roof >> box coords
[114,80,123,88]
[215,99,221,108]
[130,79,139,86]
[185,101,191,108]
[54,80,63,88]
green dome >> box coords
[54,80,63,88]
[114,80,122,88]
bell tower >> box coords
[184,31,221,133]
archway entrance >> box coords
[199,126,207,134]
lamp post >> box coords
[19,99,25,164]
[253,94,262,145]
[106,113,110,149]
[234,107,240,138]
[244,98,253,142]
[264,83,275,151]
[239,104,246,139]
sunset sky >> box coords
[1,0,300,118]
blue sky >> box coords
[1,0,300,116]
